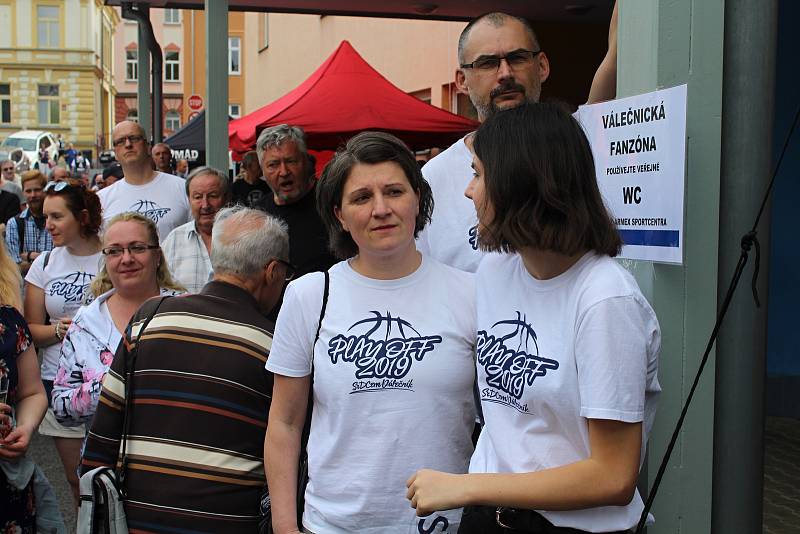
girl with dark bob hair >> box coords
[265,131,477,533]
[23,179,104,503]
[407,103,662,534]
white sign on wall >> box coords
[577,84,688,264]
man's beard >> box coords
[471,80,541,120]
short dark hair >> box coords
[458,12,540,64]
[44,179,103,238]
[473,102,622,257]
[316,131,434,259]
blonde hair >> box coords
[90,212,185,297]
[0,240,22,310]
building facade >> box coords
[0,0,118,156]
[242,14,469,119]
[112,6,186,137]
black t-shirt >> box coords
[0,190,20,224]
[260,185,337,320]
[232,178,271,209]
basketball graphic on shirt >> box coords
[468,224,479,250]
[327,311,442,393]
[476,311,559,408]
[129,199,172,223]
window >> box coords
[37,84,59,125]
[165,111,180,131]
[164,9,181,24]
[126,109,138,123]
[228,104,241,119]
[126,49,138,81]
[229,36,241,75]
[37,5,60,48]
[165,50,180,81]
[0,84,10,124]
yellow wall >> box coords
[0,0,118,154]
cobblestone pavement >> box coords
[28,430,77,533]
[764,416,800,534]
[24,415,798,534]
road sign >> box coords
[188,111,200,122]
[188,94,204,111]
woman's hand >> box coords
[0,417,34,460]
[406,469,468,516]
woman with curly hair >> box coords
[23,179,103,503]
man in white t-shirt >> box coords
[417,9,618,272]
[98,121,190,241]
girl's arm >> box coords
[23,282,65,348]
[407,418,641,515]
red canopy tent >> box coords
[228,40,477,158]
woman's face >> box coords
[43,195,84,247]
[103,220,160,294]
[334,161,420,261]
[465,155,495,233]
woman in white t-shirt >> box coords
[406,103,662,534]
[264,132,476,534]
[23,179,103,504]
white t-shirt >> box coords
[417,137,484,273]
[266,257,476,534]
[97,172,190,241]
[25,247,102,380]
[469,252,661,533]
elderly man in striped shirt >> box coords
[81,206,293,533]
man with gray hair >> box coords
[81,205,291,532]
[256,124,335,318]
[162,166,231,293]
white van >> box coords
[0,130,58,170]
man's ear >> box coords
[264,259,279,283]
[455,69,469,94]
[537,51,551,83]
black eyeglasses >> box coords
[112,134,145,147]
[102,244,160,257]
[460,49,542,72]
[271,258,296,281]
[1,166,14,172]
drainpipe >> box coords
[121,2,163,142]
[713,0,777,532]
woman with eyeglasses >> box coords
[52,213,184,430]
[264,132,476,534]
[23,178,103,504]
[406,103,661,534]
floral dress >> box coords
[0,305,36,533]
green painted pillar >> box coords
[617,1,724,532]
[205,0,229,171]
[137,7,151,138]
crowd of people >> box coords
[0,5,664,534]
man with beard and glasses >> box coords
[417,7,618,272]
[162,166,231,293]
[4,170,53,275]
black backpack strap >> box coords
[41,250,51,270]
[15,215,24,255]
[117,296,170,493]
